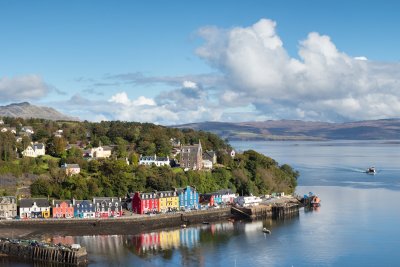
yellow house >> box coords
[158,191,179,213]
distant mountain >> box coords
[174,119,400,140]
[0,102,79,121]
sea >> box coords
[5,140,400,266]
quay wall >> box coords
[0,208,232,238]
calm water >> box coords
[5,140,400,267]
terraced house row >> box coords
[0,196,122,219]
[128,186,200,214]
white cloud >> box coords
[0,75,51,102]
[182,80,198,89]
[195,18,400,121]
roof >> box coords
[62,164,80,169]
[20,198,50,208]
[53,200,72,206]
[140,155,169,161]
[217,189,234,195]
[33,143,44,149]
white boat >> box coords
[366,167,376,174]
[262,228,271,234]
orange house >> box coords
[52,200,74,218]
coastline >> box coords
[0,208,232,239]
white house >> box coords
[139,155,170,167]
[202,159,213,169]
[19,199,51,219]
[22,143,45,157]
[88,146,112,158]
[0,119,4,125]
[21,126,34,135]
[234,195,262,207]
[61,163,81,176]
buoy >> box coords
[262,228,271,234]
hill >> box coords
[174,119,400,140]
[0,102,78,121]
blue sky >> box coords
[1,1,400,124]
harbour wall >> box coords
[0,208,232,238]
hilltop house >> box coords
[180,141,203,170]
[22,143,45,158]
[61,163,81,176]
[0,196,17,219]
[139,155,170,167]
[85,146,112,159]
[19,198,51,219]
[21,126,34,135]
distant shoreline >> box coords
[0,208,232,239]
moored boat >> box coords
[366,167,376,174]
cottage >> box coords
[203,151,217,164]
[52,200,74,218]
[22,143,45,158]
[21,126,34,135]
[157,191,179,213]
[0,196,17,219]
[139,155,170,167]
[73,200,95,218]
[93,197,122,218]
[202,159,213,169]
[87,146,112,159]
[131,192,159,214]
[61,163,81,176]
[0,119,3,125]
[19,198,51,219]
[180,141,203,170]
[176,186,199,210]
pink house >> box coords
[52,200,74,218]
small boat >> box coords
[202,221,210,225]
[262,228,271,234]
[366,167,376,174]
[181,224,187,228]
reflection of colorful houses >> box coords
[131,228,200,255]
[131,192,159,214]
[159,230,180,250]
[52,200,74,218]
[176,186,199,210]
[93,197,122,218]
[200,192,223,206]
[73,200,95,218]
[19,199,51,219]
[157,191,179,213]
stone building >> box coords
[0,196,17,219]
[180,141,203,170]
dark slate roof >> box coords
[33,143,44,149]
[0,196,16,204]
[216,189,234,195]
[20,198,50,208]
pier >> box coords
[0,239,87,266]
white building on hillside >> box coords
[88,146,112,158]
[139,155,170,167]
[22,143,45,158]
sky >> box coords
[1,0,400,124]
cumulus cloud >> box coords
[0,75,51,103]
[195,18,400,121]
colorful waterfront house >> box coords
[72,199,95,218]
[200,192,223,207]
[19,198,51,219]
[52,200,74,218]
[93,197,122,218]
[131,192,159,214]
[0,196,17,219]
[176,186,199,210]
[157,191,179,213]
[217,189,237,204]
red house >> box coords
[52,200,74,218]
[131,192,159,214]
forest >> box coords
[0,117,298,199]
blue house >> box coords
[73,199,95,218]
[177,186,199,210]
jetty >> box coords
[231,196,301,219]
[0,238,87,266]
